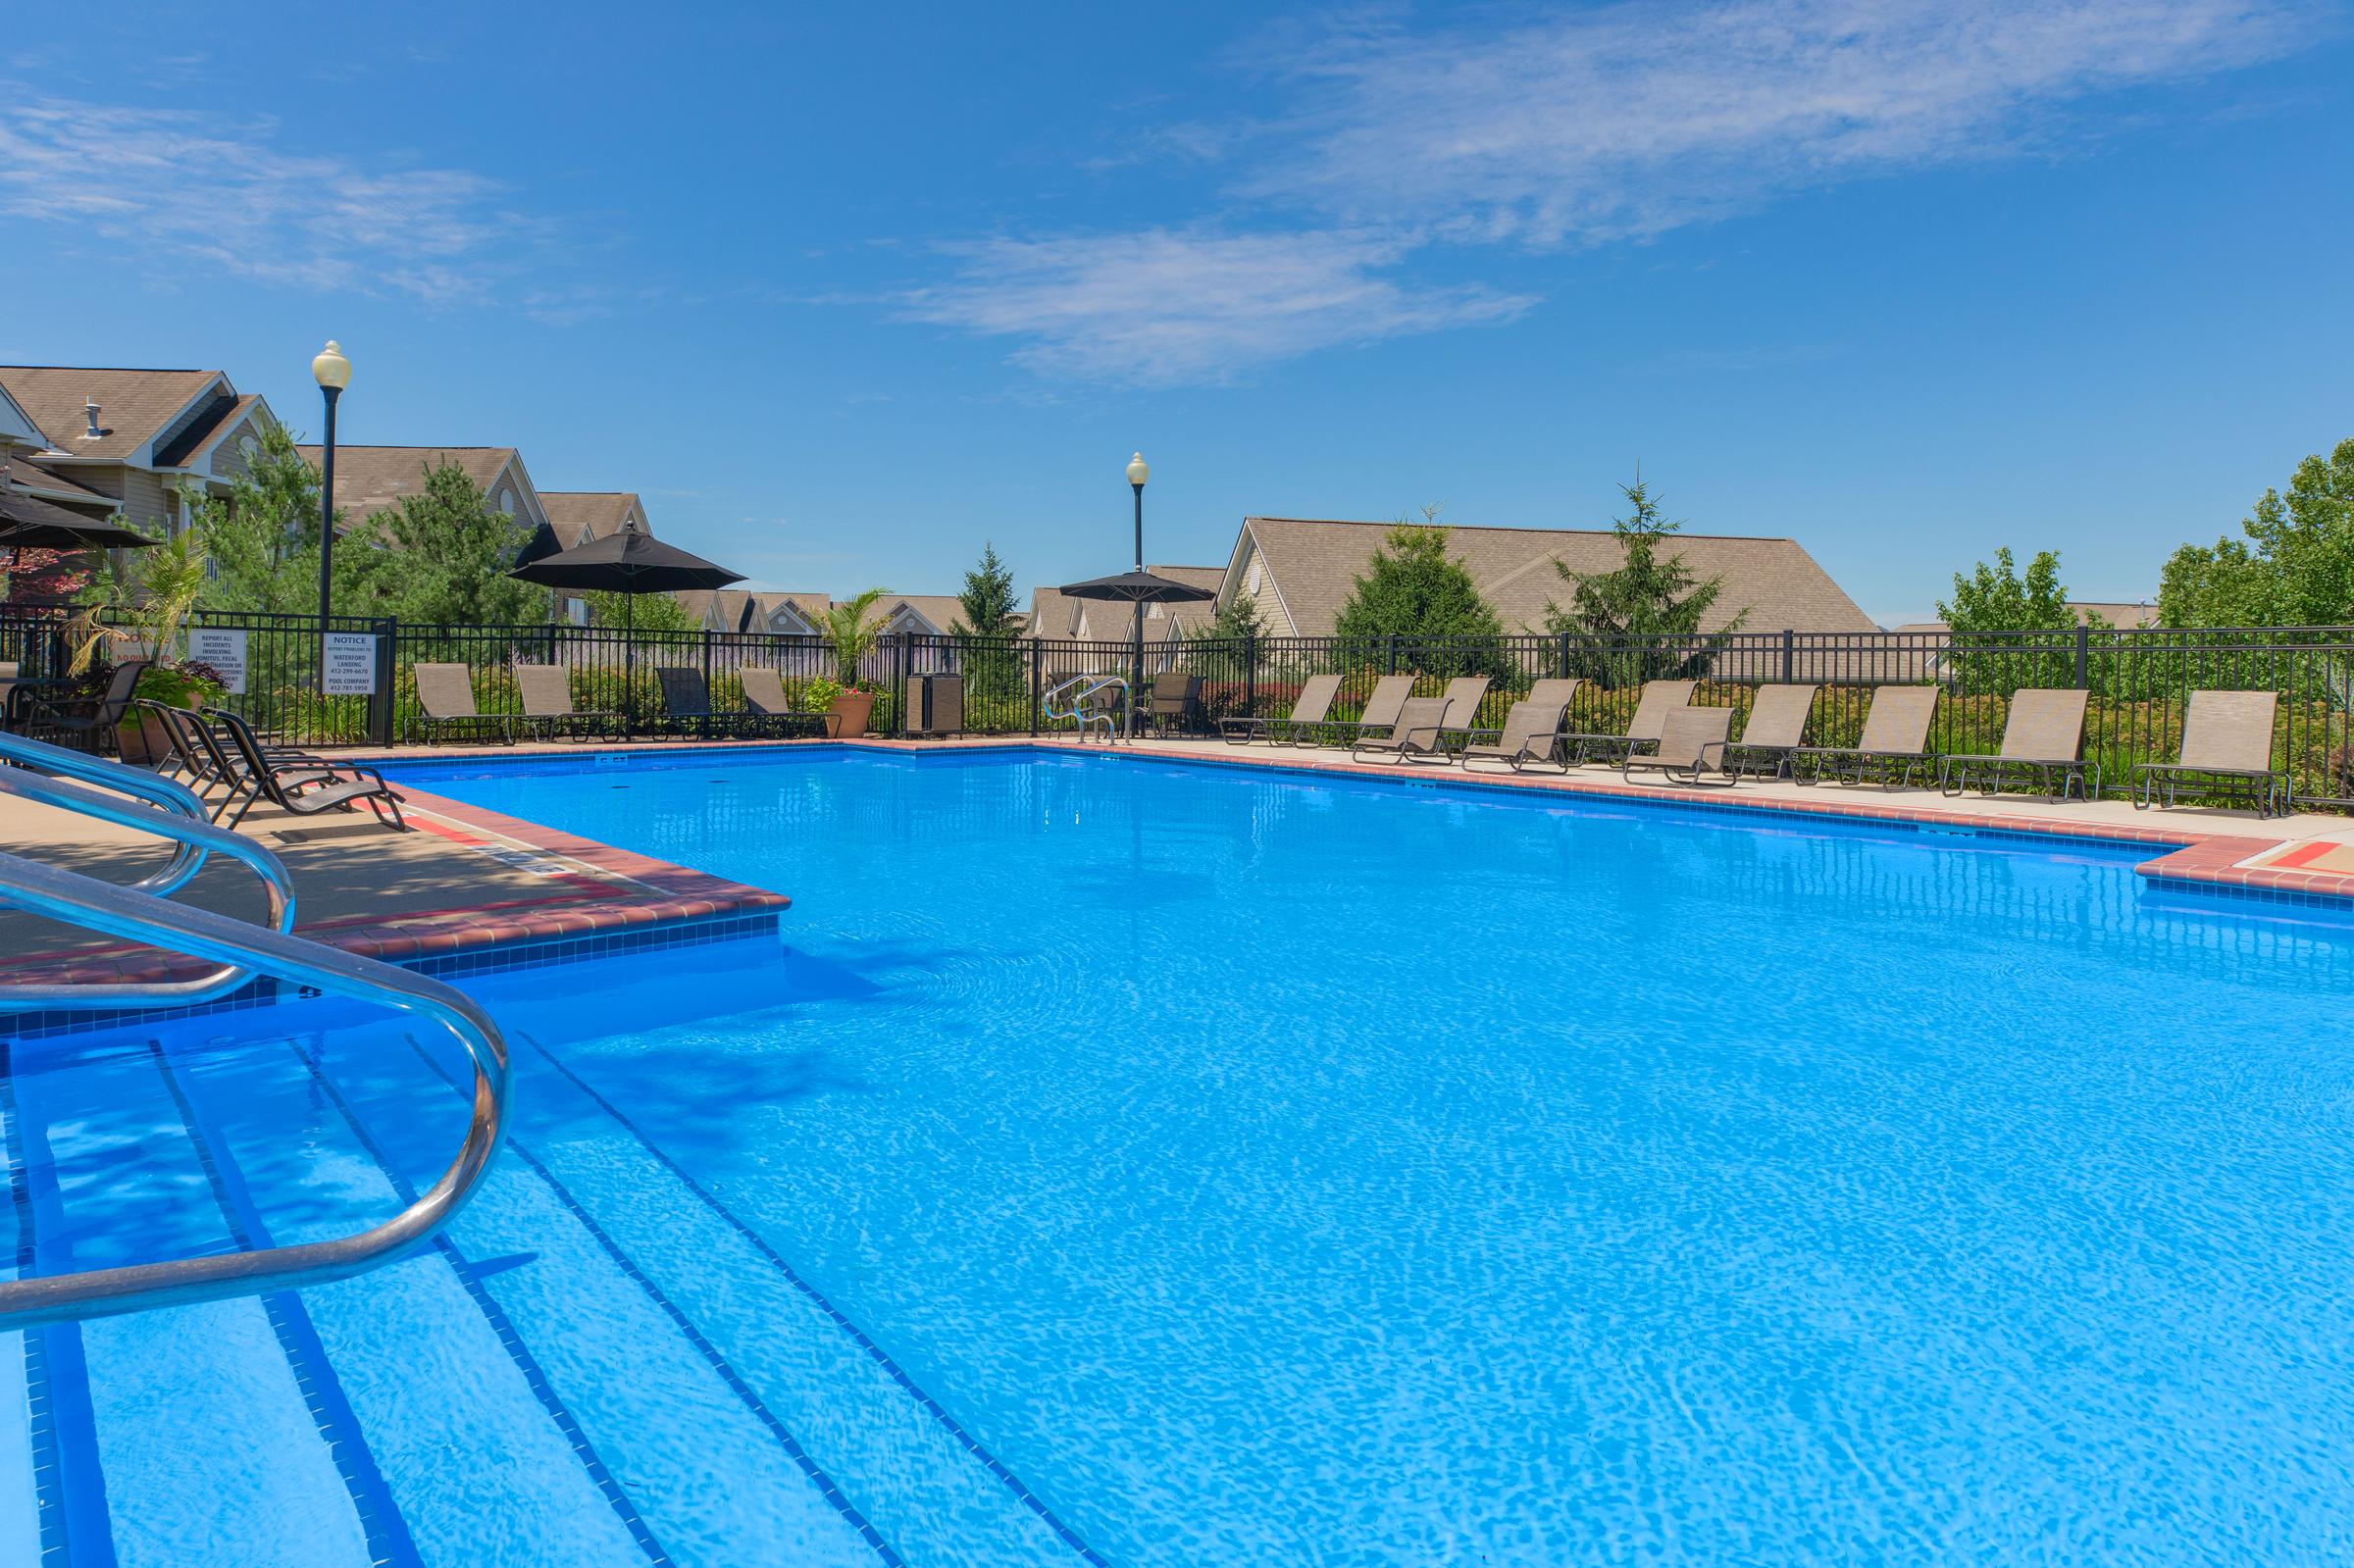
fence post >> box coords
[894,632,910,736]
[369,617,396,747]
[702,628,714,703]
[1029,638,1042,736]
[1781,628,1794,685]
[1243,632,1257,717]
[1385,633,1398,676]
[2073,625,2090,689]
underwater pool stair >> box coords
[0,729,510,1329]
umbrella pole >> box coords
[1130,609,1143,742]
[624,589,635,741]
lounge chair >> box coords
[2134,689,2285,816]
[1434,677,1493,743]
[410,662,510,745]
[1220,672,1340,746]
[737,666,806,735]
[1318,675,1416,748]
[1145,672,1202,736]
[514,663,618,741]
[1939,688,2096,802]
[1554,680,1696,766]
[16,658,149,754]
[1720,684,1817,781]
[182,708,406,831]
[141,701,329,800]
[1621,707,1736,786]
[1350,696,1452,765]
[1458,679,1581,773]
[654,666,731,737]
[1789,686,1938,788]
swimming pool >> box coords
[7,746,2353,1565]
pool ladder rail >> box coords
[0,729,510,1331]
[1042,674,1129,743]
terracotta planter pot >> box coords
[116,702,180,765]
[827,689,876,737]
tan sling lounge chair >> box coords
[1350,696,1452,765]
[1320,675,1415,748]
[1556,680,1695,766]
[1222,672,1342,746]
[2134,689,2284,816]
[1939,687,2095,802]
[1790,686,1938,788]
[1719,684,1817,781]
[1621,707,1735,786]
[410,662,509,744]
[1459,679,1581,773]
[514,663,619,740]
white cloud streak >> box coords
[922,0,2320,383]
[0,95,537,306]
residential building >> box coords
[1026,566,1225,644]
[295,444,551,541]
[1215,517,1875,636]
[678,589,830,635]
[539,491,654,549]
[0,366,280,535]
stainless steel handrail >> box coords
[0,727,213,897]
[1043,675,1127,743]
[0,766,295,1006]
[0,846,508,1329]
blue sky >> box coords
[2,1,2348,625]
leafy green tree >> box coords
[951,542,1022,701]
[186,425,343,615]
[1191,589,1267,645]
[1935,546,2086,693]
[2160,437,2354,628]
[583,588,697,633]
[1331,509,1504,676]
[352,460,539,625]
[1543,474,1744,685]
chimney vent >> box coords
[82,397,101,440]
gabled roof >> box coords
[0,379,44,448]
[1233,518,1876,636]
[152,393,267,470]
[681,588,827,634]
[539,491,648,545]
[0,366,225,463]
[294,444,523,528]
[878,594,968,635]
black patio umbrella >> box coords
[1057,569,1214,737]
[509,529,743,735]
[0,489,164,552]
[512,522,566,623]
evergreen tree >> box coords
[1191,589,1267,645]
[1543,474,1743,685]
[951,542,1022,701]
[186,425,342,615]
[1331,509,1504,676]
[355,460,540,625]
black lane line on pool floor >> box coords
[401,1036,906,1568]
[144,1039,426,1568]
[0,1043,117,1568]
[288,1039,681,1568]
[519,1030,1114,1568]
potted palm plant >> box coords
[819,587,889,735]
[64,531,220,763]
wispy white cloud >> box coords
[905,227,1534,384]
[0,95,539,306]
[920,0,2321,383]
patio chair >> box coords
[1554,680,1696,766]
[737,666,804,733]
[1719,684,1818,781]
[2133,689,2285,817]
[16,658,149,754]
[1316,674,1416,748]
[182,708,406,831]
[410,662,510,745]
[1789,686,1939,788]
[655,666,734,737]
[1219,672,1340,746]
[1145,672,1202,736]
[514,663,619,741]
[1459,679,1581,773]
[141,701,332,800]
[1350,696,1453,765]
[1434,676,1493,739]
[1621,706,1736,786]
[1939,688,2097,802]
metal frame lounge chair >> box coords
[654,666,731,737]
[1720,683,1817,781]
[1222,672,1340,746]
[1458,679,1581,773]
[2133,689,2285,816]
[1433,677,1492,751]
[514,663,618,741]
[1939,687,2097,802]
[1314,674,1415,749]
[16,658,150,754]
[1145,671,1202,736]
[410,662,510,745]
[1621,706,1736,786]
[737,666,806,734]
[1350,696,1452,765]
[1555,680,1696,766]
[1789,686,1938,788]
[141,701,330,801]
[178,708,406,831]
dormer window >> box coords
[498,490,516,516]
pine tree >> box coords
[1331,508,1505,676]
[951,542,1022,701]
[357,460,541,625]
[1543,474,1744,685]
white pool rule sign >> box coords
[323,632,379,696]
[188,628,247,694]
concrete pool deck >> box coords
[6,732,2352,1006]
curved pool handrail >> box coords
[1043,674,1127,743]
[0,727,213,897]
[0,845,508,1329]
[0,766,296,1007]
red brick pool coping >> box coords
[0,779,791,992]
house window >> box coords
[1245,556,1265,595]
[498,490,516,516]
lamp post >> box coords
[1125,451,1148,736]
[310,340,351,686]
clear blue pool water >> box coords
[7,746,2354,1566]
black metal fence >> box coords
[9,604,2354,807]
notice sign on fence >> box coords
[188,628,247,694]
[322,632,379,696]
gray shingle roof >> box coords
[1238,518,1876,636]
[294,445,518,527]
[539,491,647,544]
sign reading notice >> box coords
[188,629,247,694]
[323,632,379,696]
